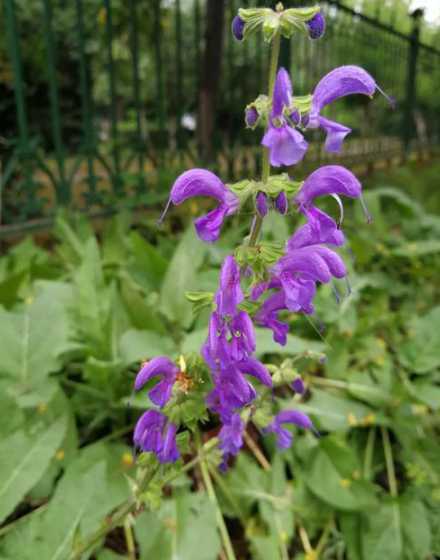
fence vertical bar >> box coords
[403,9,422,153]
[175,0,183,152]
[194,0,201,94]
[75,0,98,197]
[104,0,122,193]
[128,0,146,191]
[42,0,69,204]
[154,0,167,150]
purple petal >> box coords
[275,191,288,215]
[238,357,272,387]
[272,67,293,118]
[288,207,345,249]
[318,116,351,153]
[311,65,376,118]
[232,15,245,41]
[216,256,244,316]
[133,410,167,452]
[134,357,178,392]
[149,379,174,408]
[219,413,244,457]
[194,205,228,243]
[157,423,180,463]
[170,169,229,206]
[307,12,325,39]
[277,409,313,430]
[279,273,316,313]
[262,124,308,167]
[295,165,362,208]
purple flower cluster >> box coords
[202,256,273,466]
[132,357,180,463]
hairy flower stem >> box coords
[248,32,281,247]
[381,426,398,498]
[123,516,136,560]
[196,432,237,560]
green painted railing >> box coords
[1,0,439,229]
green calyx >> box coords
[235,241,285,275]
[238,5,320,42]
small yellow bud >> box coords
[178,355,187,373]
[352,470,361,480]
[37,402,48,414]
[340,478,351,488]
[305,552,317,560]
[55,449,65,461]
[347,412,358,427]
[362,413,376,426]
[122,452,134,467]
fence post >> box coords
[402,8,423,154]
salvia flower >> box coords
[245,106,260,128]
[275,191,288,215]
[307,65,392,152]
[292,377,305,394]
[134,410,179,463]
[306,11,325,39]
[135,356,179,408]
[219,413,244,465]
[265,410,314,449]
[262,67,308,167]
[160,169,239,243]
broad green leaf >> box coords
[304,437,377,511]
[160,227,207,327]
[399,306,440,373]
[119,329,177,365]
[0,415,68,523]
[128,232,168,291]
[392,239,440,257]
[136,492,220,560]
[0,281,73,387]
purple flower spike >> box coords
[307,12,325,40]
[133,410,179,463]
[232,15,245,41]
[275,191,288,215]
[272,68,293,118]
[219,413,244,461]
[256,191,268,217]
[262,124,308,167]
[216,255,244,316]
[292,377,305,394]
[265,409,313,449]
[255,291,289,346]
[134,356,178,408]
[237,356,272,387]
[161,169,239,243]
[245,106,259,128]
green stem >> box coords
[363,427,376,480]
[196,433,237,560]
[381,427,398,498]
[248,31,281,247]
[123,516,136,560]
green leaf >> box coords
[392,239,440,257]
[128,232,168,291]
[0,415,68,523]
[0,282,73,387]
[160,227,207,328]
[304,437,377,511]
[119,329,176,366]
[399,306,440,373]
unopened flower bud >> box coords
[245,106,259,128]
[307,12,325,40]
[292,377,305,394]
[275,191,288,215]
[289,109,301,126]
[256,191,268,217]
[232,15,245,41]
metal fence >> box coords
[1,0,440,231]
